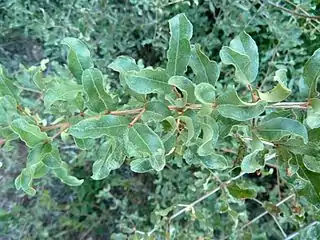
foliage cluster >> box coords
[1,0,320,239]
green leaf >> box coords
[166,13,193,76]
[27,143,52,167]
[0,95,17,126]
[257,117,308,144]
[124,68,170,94]
[197,122,218,156]
[296,156,320,208]
[0,66,20,101]
[69,115,130,139]
[108,56,139,73]
[44,82,83,109]
[241,150,266,174]
[189,44,220,85]
[19,168,36,196]
[130,158,153,173]
[303,155,320,173]
[219,32,259,84]
[74,138,95,150]
[126,123,165,171]
[217,88,267,121]
[303,48,320,97]
[82,68,114,113]
[178,116,195,146]
[194,83,216,104]
[306,99,320,129]
[168,76,196,107]
[61,37,93,83]
[53,162,84,186]
[142,100,172,122]
[10,118,49,148]
[257,69,291,102]
[91,139,126,180]
[201,153,230,170]
[227,183,257,199]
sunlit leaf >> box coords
[61,37,93,83]
[69,115,130,139]
[303,48,320,98]
[194,83,216,104]
[219,32,259,84]
[82,68,114,113]
[217,88,267,121]
[257,117,308,144]
[166,13,193,76]
[189,44,219,85]
[258,69,291,102]
[10,118,49,148]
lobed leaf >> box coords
[168,76,196,106]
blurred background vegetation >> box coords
[0,0,320,239]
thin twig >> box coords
[284,221,319,240]
[270,213,287,238]
[143,153,277,236]
[267,1,320,19]
[129,107,146,127]
[267,102,309,109]
[240,193,295,230]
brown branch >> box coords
[268,1,320,19]
[129,107,146,127]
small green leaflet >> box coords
[194,83,216,104]
[130,158,153,173]
[10,118,49,148]
[303,48,320,98]
[0,66,20,101]
[178,116,195,146]
[142,100,172,122]
[166,13,193,76]
[189,44,220,85]
[241,150,267,174]
[123,68,170,94]
[53,162,84,186]
[303,155,320,173]
[257,117,308,144]
[44,82,83,109]
[69,115,130,139]
[306,98,320,129]
[0,95,17,126]
[168,76,196,106]
[126,123,165,171]
[61,37,93,83]
[227,183,257,199]
[201,153,230,170]
[217,88,267,121]
[91,139,126,180]
[82,68,114,113]
[108,56,139,73]
[296,156,320,209]
[258,69,291,102]
[197,122,218,156]
[219,32,259,84]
